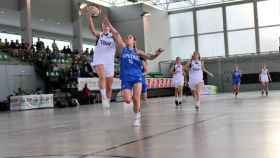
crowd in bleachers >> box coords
[0,38,96,94]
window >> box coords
[227,3,254,30]
[33,37,71,51]
[197,8,223,34]
[167,1,193,10]
[83,44,95,52]
[228,29,256,55]
[259,26,280,52]
[0,33,21,42]
[258,0,280,27]
[40,38,53,49]
[196,0,222,6]
[169,12,194,37]
[56,40,71,50]
[170,36,195,59]
[198,33,225,57]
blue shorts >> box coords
[232,79,241,86]
[141,78,147,93]
[121,79,142,91]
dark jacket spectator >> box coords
[66,46,72,54]
[15,40,20,49]
[62,46,67,54]
[90,48,94,56]
[46,46,51,54]
[10,40,16,49]
[36,38,45,51]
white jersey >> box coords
[92,32,116,66]
[189,60,203,82]
[173,64,184,79]
[188,60,204,90]
[260,68,269,82]
[172,64,184,87]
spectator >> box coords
[90,48,94,56]
[82,83,91,104]
[52,40,58,52]
[46,46,51,54]
[15,40,20,49]
[62,46,67,54]
[66,45,71,54]
[82,84,91,97]
[80,61,93,77]
[36,38,45,51]
[13,88,26,96]
[4,39,9,48]
[30,44,35,53]
[84,48,89,54]
[20,40,26,49]
[10,40,16,49]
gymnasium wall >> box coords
[0,64,45,101]
[109,4,145,51]
[109,4,171,72]
[142,5,171,73]
[206,53,280,92]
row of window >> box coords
[0,32,95,52]
[169,0,280,58]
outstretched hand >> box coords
[156,48,164,55]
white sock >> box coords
[100,89,107,99]
[135,112,141,119]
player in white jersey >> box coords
[259,64,272,96]
[171,57,184,106]
[88,15,116,108]
[187,52,213,110]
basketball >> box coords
[80,3,100,17]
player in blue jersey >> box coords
[104,18,164,126]
[232,64,241,98]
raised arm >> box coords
[87,16,100,37]
[202,61,214,77]
[103,17,125,49]
[137,48,164,61]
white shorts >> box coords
[188,79,204,90]
[91,63,114,77]
[260,75,269,83]
[172,76,184,88]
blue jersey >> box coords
[120,47,142,82]
[232,70,241,81]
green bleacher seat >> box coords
[147,72,163,78]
